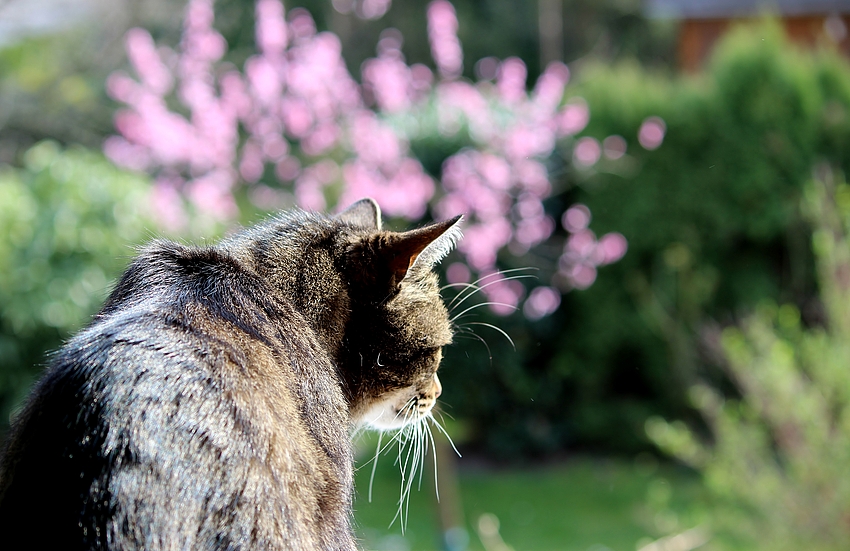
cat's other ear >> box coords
[338,198,382,230]
[383,215,463,287]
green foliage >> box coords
[353,438,708,551]
[647,174,850,550]
[440,22,850,459]
[0,142,158,433]
[507,22,850,453]
[0,32,119,153]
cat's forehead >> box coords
[389,275,454,348]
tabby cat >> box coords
[0,198,462,550]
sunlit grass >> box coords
[352,431,710,551]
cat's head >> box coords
[333,199,462,431]
[232,198,461,430]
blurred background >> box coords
[3,0,850,549]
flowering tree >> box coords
[105,0,634,318]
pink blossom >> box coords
[477,271,524,315]
[435,81,491,138]
[567,229,597,257]
[332,0,356,14]
[239,140,264,182]
[436,192,469,220]
[106,72,141,104]
[476,153,511,190]
[570,264,597,289]
[295,180,326,211]
[446,262,471,284]
[532,62,569,113]
[186,169,238,220]
[125,29,173,95]
[256,0,288,57]
[362,52,413,113]
[557,210,628,291]
[574,136,601,167]
[151,176,188,232]
[505,124,554,160]
[562,204,591,232]
[260,134,288,161]
[280,97,314,138]
[603,135,627,159]
[497,58,527,104]
[105,0,633,318]
[638,116,666,150]
[597,232,628,264]
[295,159,339,211]
[331,0,398,20]
[515,215,555,247]
[410,64,434,97]
[514,159,550,196]
[220,71,252,119]
[246,56,283,106]
[440,152,511,220]
[427,1,463,80]
[360,0,392,19]
[103,135,151,171]
[253,117,282,141]
[558,98,590,136]
[289,8,317,41]
[275,156,301,181]
[301,123,339,156]
[474,57,499,81]
[347,112,404,168]
[114,98,195,166]
[182,0,226,63]
[340,158,434,219]
[248,184,289,211]
[524,286,561,319]
[184,0,214,29]
[459,219,512,270]
[515,193,543,218]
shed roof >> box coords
[646,0,850,19]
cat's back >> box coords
[0,239,354,550]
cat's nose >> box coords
[432,374,442,399]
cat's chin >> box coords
[356,389,431,431]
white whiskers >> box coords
[446,268,535,352]
[368,431,382,503]
[361,402,461,534]
[445,268,537,314]
[461,321,515,350]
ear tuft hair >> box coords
[410,215,463,271]
[385,215,462,286]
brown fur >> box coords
[0,199,461,550]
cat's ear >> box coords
[338,198,381,230]
[383,215,463,285]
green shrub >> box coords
[647,172,850,550]
[0,143,161,434]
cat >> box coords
[0,198,462,550]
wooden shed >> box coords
[645,0,850,71]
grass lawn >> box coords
[352,433,710,551]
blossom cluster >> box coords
[105,0,642,318]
